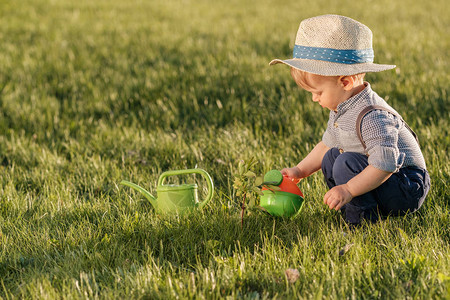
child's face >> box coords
[291,70,348,111]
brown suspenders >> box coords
[356,105,419,152]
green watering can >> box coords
[120,169,214,214]
[260,170,305,218]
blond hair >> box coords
[290,67,365,90]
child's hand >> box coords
[323,184,353,211]
[281,167,302,184]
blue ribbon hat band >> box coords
[293,45,374,64]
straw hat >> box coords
[269,14,396,76]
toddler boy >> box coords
[270,15,430,225]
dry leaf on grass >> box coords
[285,268,300,283]
[339,243,354,256]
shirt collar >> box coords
[335,82,371,114]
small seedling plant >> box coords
[233,158,280,226]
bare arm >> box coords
[324,165,393,210]
[282,141,330,182]
[346,165,392,196]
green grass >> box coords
[0,0,449,298]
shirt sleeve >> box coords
[361,110,405,173]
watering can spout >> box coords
[120,180,157,207]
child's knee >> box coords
[321,147,341,171]
[333,152,356,172]
[332,152,366,184]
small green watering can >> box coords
[120,169,214,214]
[260,170,305,218]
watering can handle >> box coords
[158,169,214,209]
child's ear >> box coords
[338,76,355,90]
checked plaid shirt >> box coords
[322,82,426,173]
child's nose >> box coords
[312,94,320,102]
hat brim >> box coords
[269,58,395,76]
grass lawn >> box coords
[0,0,449,298]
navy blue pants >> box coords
[321,148,431,224]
